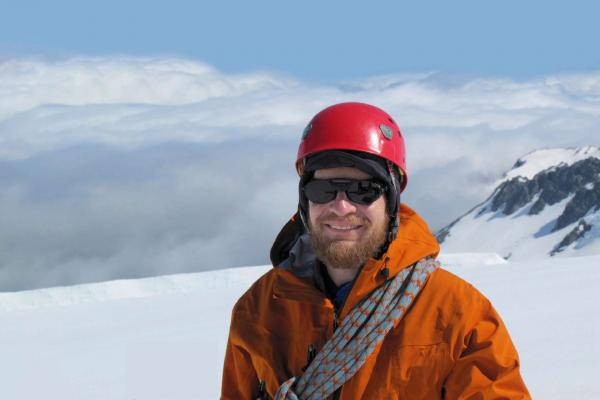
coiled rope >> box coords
[274,257,440,400]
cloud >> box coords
[1,56,600,290]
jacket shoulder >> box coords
[411,266,500,347]
[425,267,531,398]
[231,268,279,317]
[428,266,492,308]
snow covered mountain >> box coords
[1,254,599,399]
[438,146,600,260]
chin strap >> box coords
[299,205,310,233]
[298,171,313,234]
[388,213,400,243]
[374,161,401,259]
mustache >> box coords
[316,213,369,226]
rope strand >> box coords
[275,257,439,400]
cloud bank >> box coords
[1,57,599,290]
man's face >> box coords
[307,166,389,271]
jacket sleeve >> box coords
[443,294,531,399]
[221,332,259,400]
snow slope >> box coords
[442,194,577,259]
[1,255,598,399]
[441,146,600,259]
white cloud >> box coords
[1,56,600,290]
[0,57,294,116]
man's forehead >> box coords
[313,167,372,180]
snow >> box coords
[443,254,600,400]
[441,146,600,259]
[0,265,269,400]
[441,194,578,260]
[438,252,508,267]
[500,145,600,183]
[1,256,599,399]
[0,265,268,312]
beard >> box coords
[309,212,388,271]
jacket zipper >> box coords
[331,303,342,399]
[329,259,389,400]
[302,344,317,372]
[333,308,339,331]
[256,380,271,400]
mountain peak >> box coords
[501,146,600,183]
[439,146,600,260]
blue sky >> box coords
[2,0,598,80]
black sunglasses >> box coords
[303,178,387,205]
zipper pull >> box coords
[333,309,339,331]
[380,257,391,280]
[301,344,317,372]
[256,380,271,400]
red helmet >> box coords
[296,102,407,192]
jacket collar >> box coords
[271,204,440,318]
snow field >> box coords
[0,256,598,399]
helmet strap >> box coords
[298,171,313,234]
[374,161,401,259]
[299,204,310,233]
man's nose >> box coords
[328,190,357,215]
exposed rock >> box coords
[490,158,600,216]
[512,159,526,169]
[551,220,592,255]
[437,149,600,258]
[436,226,451,244]
[554,184,600,231]
[490,178,538,215]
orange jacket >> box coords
[222,205,530,399]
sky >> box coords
[2,0,600,80]
[1,2,600,291]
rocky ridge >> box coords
[438,146,600,259]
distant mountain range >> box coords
[438,146,600,260]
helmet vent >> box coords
[380,123,394,140]
[301,122,313,140]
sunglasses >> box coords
[303,178,387,205]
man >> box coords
[222,102,530,399]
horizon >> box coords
[2,2,600,290]
[1,56,600,291]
